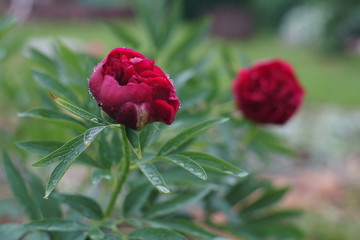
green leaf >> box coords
[51,95,107,125]
[160,168,204,186]
[241,188,289,215]
[149,219,227,240]
[152,155,207,180]
[29,48,57,75]
[104,233,122,240]
[26,220,90,232]
[179,152,248,177]
[92,168,112,185]
[236,223,304,239]
[35,127,106,198]
[99,134,113,169]
[124,184,152,216]
[0,223,28,240]
[158,118,228,156]
[208,194,241,225]
[26,172,62,219]
[16,141,63,155]
[87,227,105,240]
[107,22,140,48]
[167,19,210,62]
[110,130,123,164]
[126,126,141,158]
[248,210,302,224]
[225,177,265,206]
[144,187,211,218]
[18,108,86,131]
[3,152,41,220]
[0,16,17,39]
[54,193,103,220]
[139,123,160,151]
[33,126,106,167]
[139,163,171,193]
[55,41,84,76]
[16,141,100,168]
[32,70,77,103]
[23,231,50,240]
[129,227,187,240]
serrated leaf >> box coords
[149,219,227,240]
[144,187,211,218]
[139,163,170,193]
[26,220,90,232]
[18,108,85,131]
[54,193,103,220]
[152,155,207,180]
[0,223,28,240]
[23,231,50,240]
[33,126,106,167]
[158,118,228,156]
[179,152,248,177]
[241,188,289,215]
[3,152,41,220]
[32,70,77,103]
[124,184,152,216]
[50,95,107,125]
[129,227,187,240]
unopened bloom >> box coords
[232,59,304,124]
[89,48,180,130]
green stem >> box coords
[104,125,131,218]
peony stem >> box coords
[104,125,131,218]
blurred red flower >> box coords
[232,59,304,124]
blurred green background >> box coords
[1,0,360,239]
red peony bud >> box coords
[232,59,304,125]
[89,48,180,130]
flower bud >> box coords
[89,48,180,130]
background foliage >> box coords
[1,0,360,239]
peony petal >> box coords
[153,100,176,125]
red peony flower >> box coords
[232,59,304,125]
[89,48,180,130]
